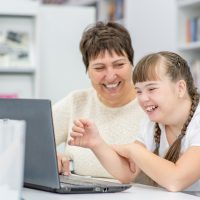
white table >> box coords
[22,184,199,200]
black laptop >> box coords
[0,98,132,194]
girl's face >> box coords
[88,50,134,107]
[135,65,180,124]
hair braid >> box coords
[164,92,199,163]
[153,123,161,155]
[149,93,200,186]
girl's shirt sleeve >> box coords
[135,117,156,152]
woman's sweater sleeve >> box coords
[52,96,71,145]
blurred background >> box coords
[0,0,199,103]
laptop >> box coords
[0,98,132,194]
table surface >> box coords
[22,184,200,200]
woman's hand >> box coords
[68,119,103,149]
[57,153,71,176]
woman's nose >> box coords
[105,69,117,81]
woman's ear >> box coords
[176,80,187,98]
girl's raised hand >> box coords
[68,118,103,149]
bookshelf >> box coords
[0,1,39,98]
[67,0,125,24]
[38,5,95,103]
[177,0,200,91]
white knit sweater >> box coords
[53,88,146,178]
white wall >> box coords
[38,1,177,102]
[39,6,95,103]
[124,0,177,63]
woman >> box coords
[69,51,200,191]
[53,21,145,180]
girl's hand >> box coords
[112,143,136,173]
[68,118,103,149]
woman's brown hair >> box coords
[80,21,134,71]
[133,51,200,163]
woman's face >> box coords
[88,50,134,106]
[135,65,180,124]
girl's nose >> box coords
[139,92,150,102]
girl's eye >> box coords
[136,90,142,95]
[148,88,156,91]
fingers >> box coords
[71,119,86,137]
[61,157,70,176]
[73,119,83,127]
[69,119,86,146]
[57,154,62,172]
[57,153,70,176]
[74,118,92,128]
[71,125,84,136]
[69,118,98,148]
[70,126,84,146]
[68,137,83,147]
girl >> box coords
[69,51,200,192]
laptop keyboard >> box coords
[59,174,121,187]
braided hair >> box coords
[152,52,200,162]
[133,51,200,184]
[154,90,199,162]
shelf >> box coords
[67,0,97,6]
[0,2,39,98]
[0,2,39,16]
[178,41,200,51]
[177,0,200,91]
[177,0,200,8]
[0,67,35,74]
[66,0,125,22]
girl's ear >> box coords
[176,80,187,98]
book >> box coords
[107,0,124,21]
[0,93,18,98]
[185,17,199,43]
[186,17,191,43]
[197,16,200,41]
[191,17,198,42]
[191,60,200,92]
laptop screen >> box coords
[0,98,60,190]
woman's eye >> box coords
[94,67,104,71]
[114,63,124,68]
